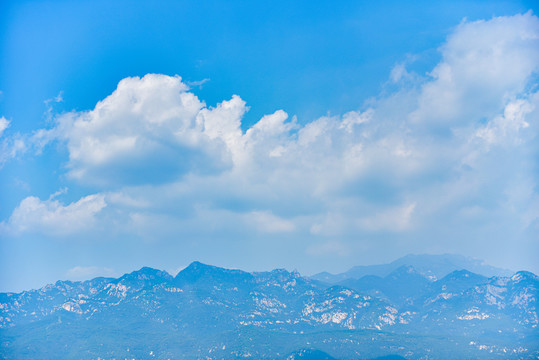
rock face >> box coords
[0,262,537,360]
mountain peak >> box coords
[183,260,211,271]
[120,266,173,283]
[174,261,254,285]
[441,269,485,280]
[511,271,539,283]
[434,269,487,293]
[175,261,215,279]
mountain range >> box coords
[0,255,537,359]
[310,254,513,283]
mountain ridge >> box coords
[311,254,514,283]
[0,258,537,359]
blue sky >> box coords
[1,0,538,292]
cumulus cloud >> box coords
[3,13,539,270]
[45,74,236,186]
[3,194,106,236]
[411,12,539,127]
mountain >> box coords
[0,261,537,360]
[311,254,513,283]
[174,261,255,287]
[430,269,488,294]
[339,266,433,306]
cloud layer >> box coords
[1,13,538,274]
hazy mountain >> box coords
[339,266,434,306]
[0,261,536,360]
[311,254,513,283]
[430,269,488,294]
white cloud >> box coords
[196,94,246,164]
[186,78,210,88]
[411,12,539,127]
[44,92,64,123]
[475,98,534,147]
[4,14,539,268]
[47,74,234,186]
[4,194,106,236]
[0,116,27,166]
[0,116,9,137]
[389,63,413,83]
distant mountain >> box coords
[311,254,513,283]
[430,269,488,294]
[339,266,433,306]
[338,267,494,308]
[0,261,537,360]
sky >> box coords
[1,0,538,292]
